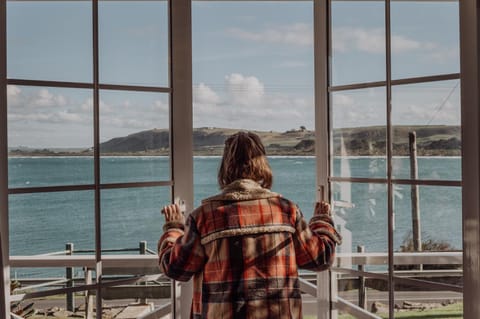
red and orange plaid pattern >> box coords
[158,179,341,319]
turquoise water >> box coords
[8,156,462,277]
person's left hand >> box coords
[314,201,331,216]
[161,203,185,224]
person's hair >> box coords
[218,131,273,189]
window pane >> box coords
[392,80,461,180]
[331,0,386,86]
[8,86,93,188]
[101,187,169,252]
[331,87,387,178]
[7,1,92,82]
[393,185,462,313]
[99,90,170,183]
[99,0,169,87]
[9,191,95,256]
[393,185,462,252]
[391,1,460,80]
[333,182,391,318]
[332,182,388,256]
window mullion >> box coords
[0,0,9,316]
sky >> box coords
[5,1,460,148]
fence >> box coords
[9,245,463,319]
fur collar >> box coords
[202,179,279,203]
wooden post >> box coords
[139,241,147,305]
[139,241,147,255]
[409,132,422,252]
[357,246,367,309]
[84,268,94,319]
[65,243,74,312]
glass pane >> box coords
[394,185,462,253]
[332,182,388,257]
[391,1,460,79]
[9,191,95,256]
[393,185,462,315]
[7,1,92,82]
[331,87,387,178]
[101,187,169,252]
[99,0,169,87]
[332,182,390,317]
[331,0,386,86]
[392,80,461,180]
[8,86,93,188]
[99,90,170,183]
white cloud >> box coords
[153,99,169,112]
[225,73,265,106]
[8,110,85,124]
[227,23,313,47]
[194,83,221,105]
[333,27,438,54]
[332,94,355,107]
[80,97,113,114]
[193,73,314,131]
[7,85,21,98]
[32,89,67,107]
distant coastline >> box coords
[9,125,461,157]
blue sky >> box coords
[6,1,460,148]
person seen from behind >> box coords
[157,131,342,319]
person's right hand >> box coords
[314,201,331,216]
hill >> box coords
[99,127,315,156]
[99,125,460,156]
[8,125,461,156]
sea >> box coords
[7,156,462,278]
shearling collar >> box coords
[202,179,279,203]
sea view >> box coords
[8,156,462,277]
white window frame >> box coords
[1,0,480,318]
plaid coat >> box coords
[158,179,342,319]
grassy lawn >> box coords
[333,302,463,319]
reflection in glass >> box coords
[392,80,461,180]
[332,182,388,256]
[8,86,93,187]
[331,87,387,178]
[393,185,462,314]
[391,1,460,79]
[99,90,170,183]
[101,187,169,252]
[333,182,390,317]
[9,191,95,256]
[7,1,92,82]
[99,0,169,86]
[393,185,461,252]
[331,0,385,85]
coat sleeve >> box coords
[157,214,206,281]
[292,206,342,271]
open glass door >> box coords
[327,0,462,318]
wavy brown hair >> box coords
[218,131,273,189]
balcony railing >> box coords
[8,249,463,319]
